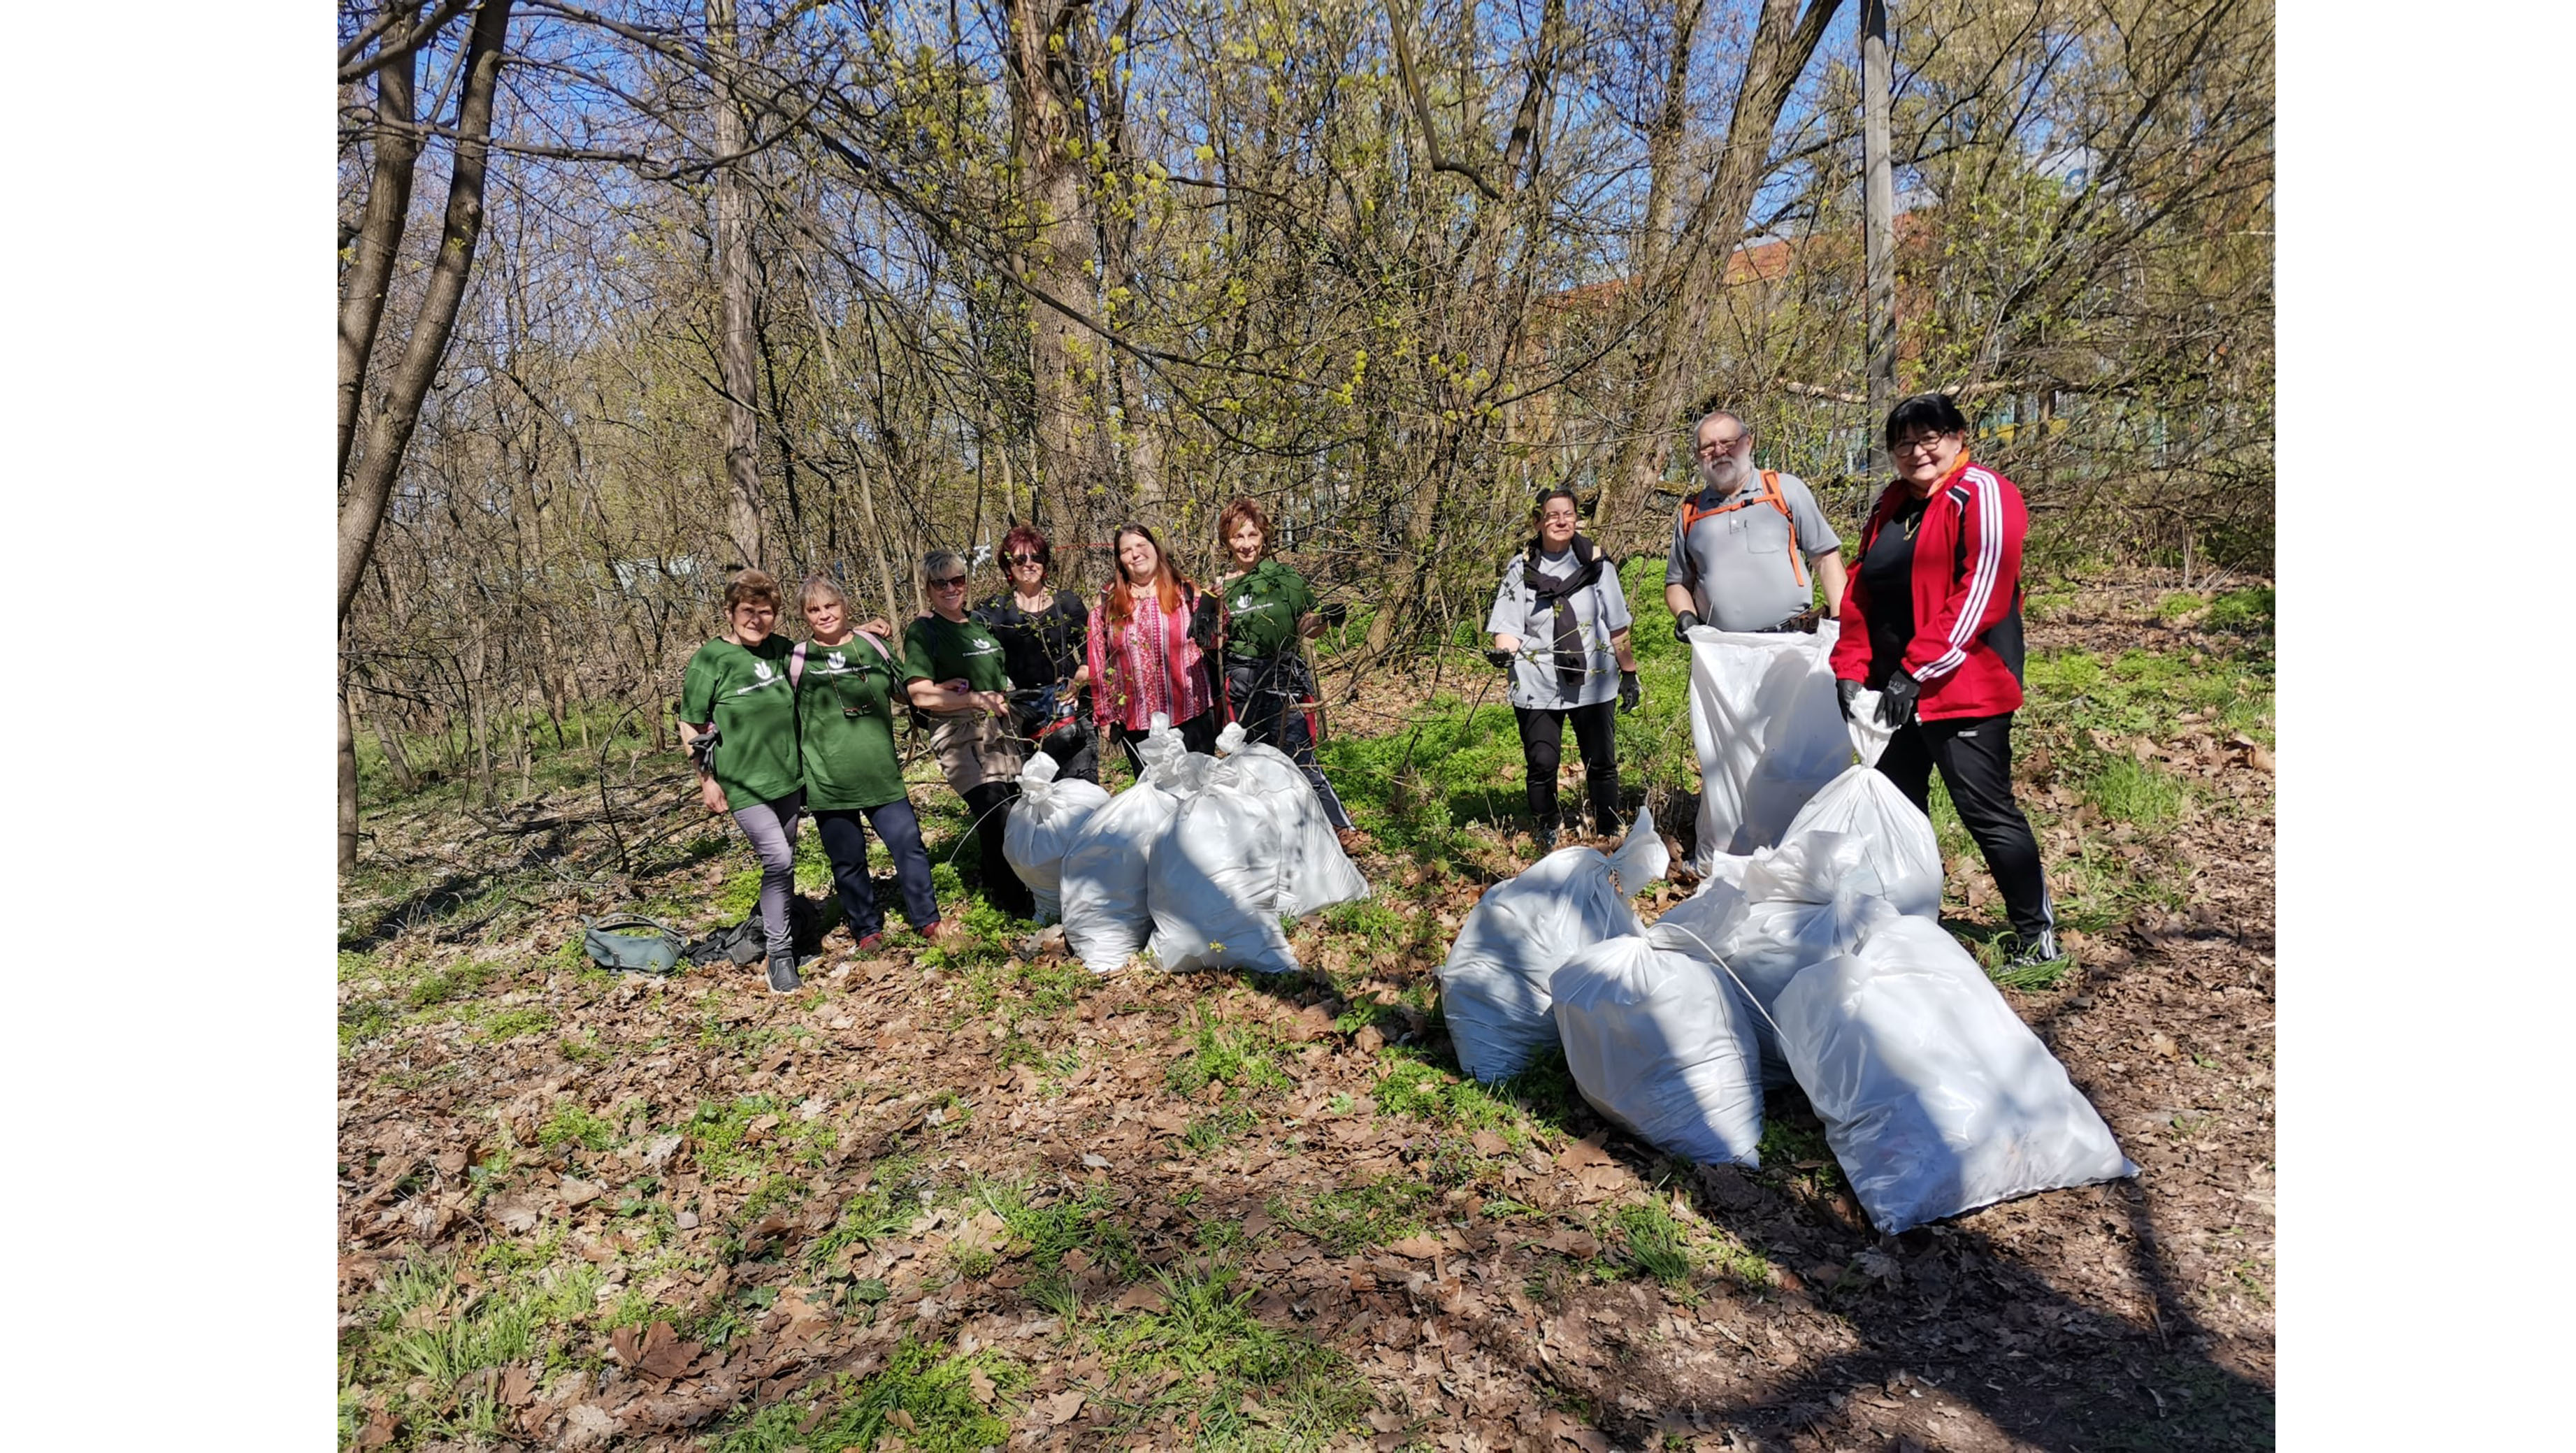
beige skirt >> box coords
[928,711,1024,793]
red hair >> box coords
[1104,523,1190,631]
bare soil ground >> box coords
[338,577,2273,1452]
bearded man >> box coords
[1662,410,1848,637]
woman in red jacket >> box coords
[1830,393,2058,967]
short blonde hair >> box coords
[798,573,854,615]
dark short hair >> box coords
[1000,523,1051,572]
[1530,486,1581,526]
[1884,392,1970,448]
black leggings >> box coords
[1514,700,1619,834]
[1873,711,2055,942]
[1109,709,1222,774]
[959,780,1035,920]
[812,800,940,938]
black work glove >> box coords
[1671,610,1700,642]
[1318,602,1348,628]
[1484,648,1516,671]
[1874,670,1920,729]
[1188,594,1222,651]
[1836,679,1863,722]
[1618,670,1641,714]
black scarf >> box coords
[1523,533,1608,695]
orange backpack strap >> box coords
[1679,472,1806,586]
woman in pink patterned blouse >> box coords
[1086,522,1226,769]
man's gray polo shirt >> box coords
[1663,468,1841,630]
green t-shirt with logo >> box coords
[1221,558,1318,660]
[679,635,801,805]
[902,614,1014,695]
[796,634,926,811]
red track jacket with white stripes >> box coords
[1829,456,2029,722]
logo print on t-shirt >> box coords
[826,651,847,669]
[753,660,775,681]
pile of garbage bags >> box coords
[1053,717,1370,977]
[1435,648,2133,1233]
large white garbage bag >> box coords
[1437,815,1668,1083]
[1777,691,1943,920]
[1213,722,1369,917]
[1146,756,1300,974]
[1552,937,1764,1167]
[1717,832,1897,1006]
[1685,623,1851,869]
[1058,723,1188,974]
[1775,916,2136,1234]
[1002,753,1112,923]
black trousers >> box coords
[812,801,941,938]
[1225,658,1354,831]
[959,780,1035,920]
[1109,709,1221,773]
[1873,711,2055,942]
[1513,700,1619,834]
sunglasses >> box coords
[930,576,967,589]
[1008,553,1044,565]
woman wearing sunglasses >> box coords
[1831,391,2058,968]
[795,574,947,954]
[903,551,1037,920]
[1086,521,1224,769]
[974,525,1098,783]
[678,568,812,994]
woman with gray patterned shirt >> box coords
[1483,489,1641,854]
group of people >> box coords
[679,501,1353,994]
[1485,390,2058,969]
[684,389,2059,992]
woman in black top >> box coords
[974,524,1099,783]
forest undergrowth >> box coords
[338,566,2274,1453]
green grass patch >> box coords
[974,1182,1142,1278]
[1266,1180,1429,1255]
[1165,1010,1290,1101]
[475,1006,555,1043]
[705,1334,1019,1453]
[2082,756,2186,828]
[339,1255,603,1447]
[539,1101,619,1152]
[684,1096,838,1182]
[1084,1260,1371,1449]
[404,959,498,1010]
[1606,1201,1695,1289]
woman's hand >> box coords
[698,776,730,816]
[856,616,894,638]
[980,690,1010,716]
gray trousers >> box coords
[730,788,805,957]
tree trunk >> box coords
[335,0,510,869]
[708,0,767,570]
[337,0,422,482]
[1596,0,1843,528]
[336,0,516,623]
[339,679,363,872]
[1006,0,1106,541]
[357,683,421,795]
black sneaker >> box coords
[766,952,805,995]
[2003,929,2061,969]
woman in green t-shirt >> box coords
[796,574,948,951]
[679,569,810,995]
[902,551,1037,920]
[1211,497,1356,837]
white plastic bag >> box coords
[1058,723,1188,974]
[1437,814,1667,1083]
[1716,832,1897,1007]
[1551,937,1764,1167]
[1775,916,2136,1234]
[1214,722,1369,918]
[1684,623,1851,869]
[1146,756,1300,974]
[1002,753,1112,923]
[1771,689,1942,919]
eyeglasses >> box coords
[1008,553,1044,565]
[1890,434,1959,458]
[1693,435,1743,458]
[929,576,967,589]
